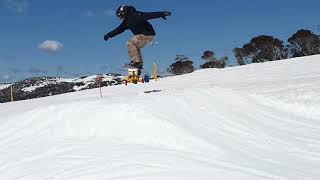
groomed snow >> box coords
[0,55,320,180]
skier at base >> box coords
[104,5,171,69]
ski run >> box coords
[0,55,320,180]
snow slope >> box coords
[0,55,320,180]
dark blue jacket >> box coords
[107,11,167,38]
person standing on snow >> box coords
[104,5,171,69]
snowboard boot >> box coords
[123,62,143,69]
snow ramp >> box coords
[0,55,320,180]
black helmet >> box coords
[116,5,136,19]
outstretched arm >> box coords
[104,21,128,41]
[137,11,171,21]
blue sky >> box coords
[1,0,320,83]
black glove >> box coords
[104,33,111,41]
[161,11,171,20]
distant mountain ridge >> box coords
[0,74,123,103]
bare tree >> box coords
[233,35,288,65]
[287,29,320,57]
[168,55,194,75]
[200,51,228,69]
[233,48,246,65]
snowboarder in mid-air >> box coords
[104,5,171,69]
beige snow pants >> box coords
[127,34,154,64]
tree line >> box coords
[168,29,320,75]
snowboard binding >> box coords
[124,67,144,84]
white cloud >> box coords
[2,75,11,80]
[1,74,14,82]
[38,40,64,53]
[85,10,95,17]
[104,9,115,16]
[6,0,29,14]
[28,67,48,74]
